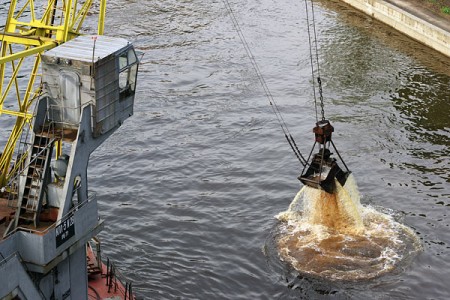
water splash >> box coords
[275,174,421,281]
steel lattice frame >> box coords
[0,0,106,187]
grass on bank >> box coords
[426,0,450,15]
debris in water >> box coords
[275,174,422,281]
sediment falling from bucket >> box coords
[275,174,421,281]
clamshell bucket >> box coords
[299,150,351,193]
[299,120,351,194]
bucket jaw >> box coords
[298,120,351,194]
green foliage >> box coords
[441,6,450,14]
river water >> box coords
[1,0,450,299]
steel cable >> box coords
[222,0,307,167]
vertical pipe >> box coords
[106,257,110,286]
[62,0,72,41]
[114,267,117,292]
[30,0,36,22]
[1,0,18,103]
[72,0,78,25]
[98,0,106,35]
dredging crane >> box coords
[0,0,139,298]
[223,0,351,194]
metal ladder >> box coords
[15,131,55,228]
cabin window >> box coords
[118,48,139,98]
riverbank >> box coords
[339,0,450,57]
[417,0,450,19]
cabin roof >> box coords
[43,35,130,63]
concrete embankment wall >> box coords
[340,0,450,57]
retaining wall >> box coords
[340,0,450,57]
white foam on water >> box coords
[275,174,422,281]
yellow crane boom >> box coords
[0,0,106,187]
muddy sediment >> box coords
[276,175,421,281]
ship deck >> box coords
[0,197,58,240]
[0,198,15,239]
[1,196,134,299]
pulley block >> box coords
[313,119,334,144]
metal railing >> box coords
[105,257,134,300]
[4,191,97,238]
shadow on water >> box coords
[317,0,450,77]
[390,69,450,185]
[312,0,450,186]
